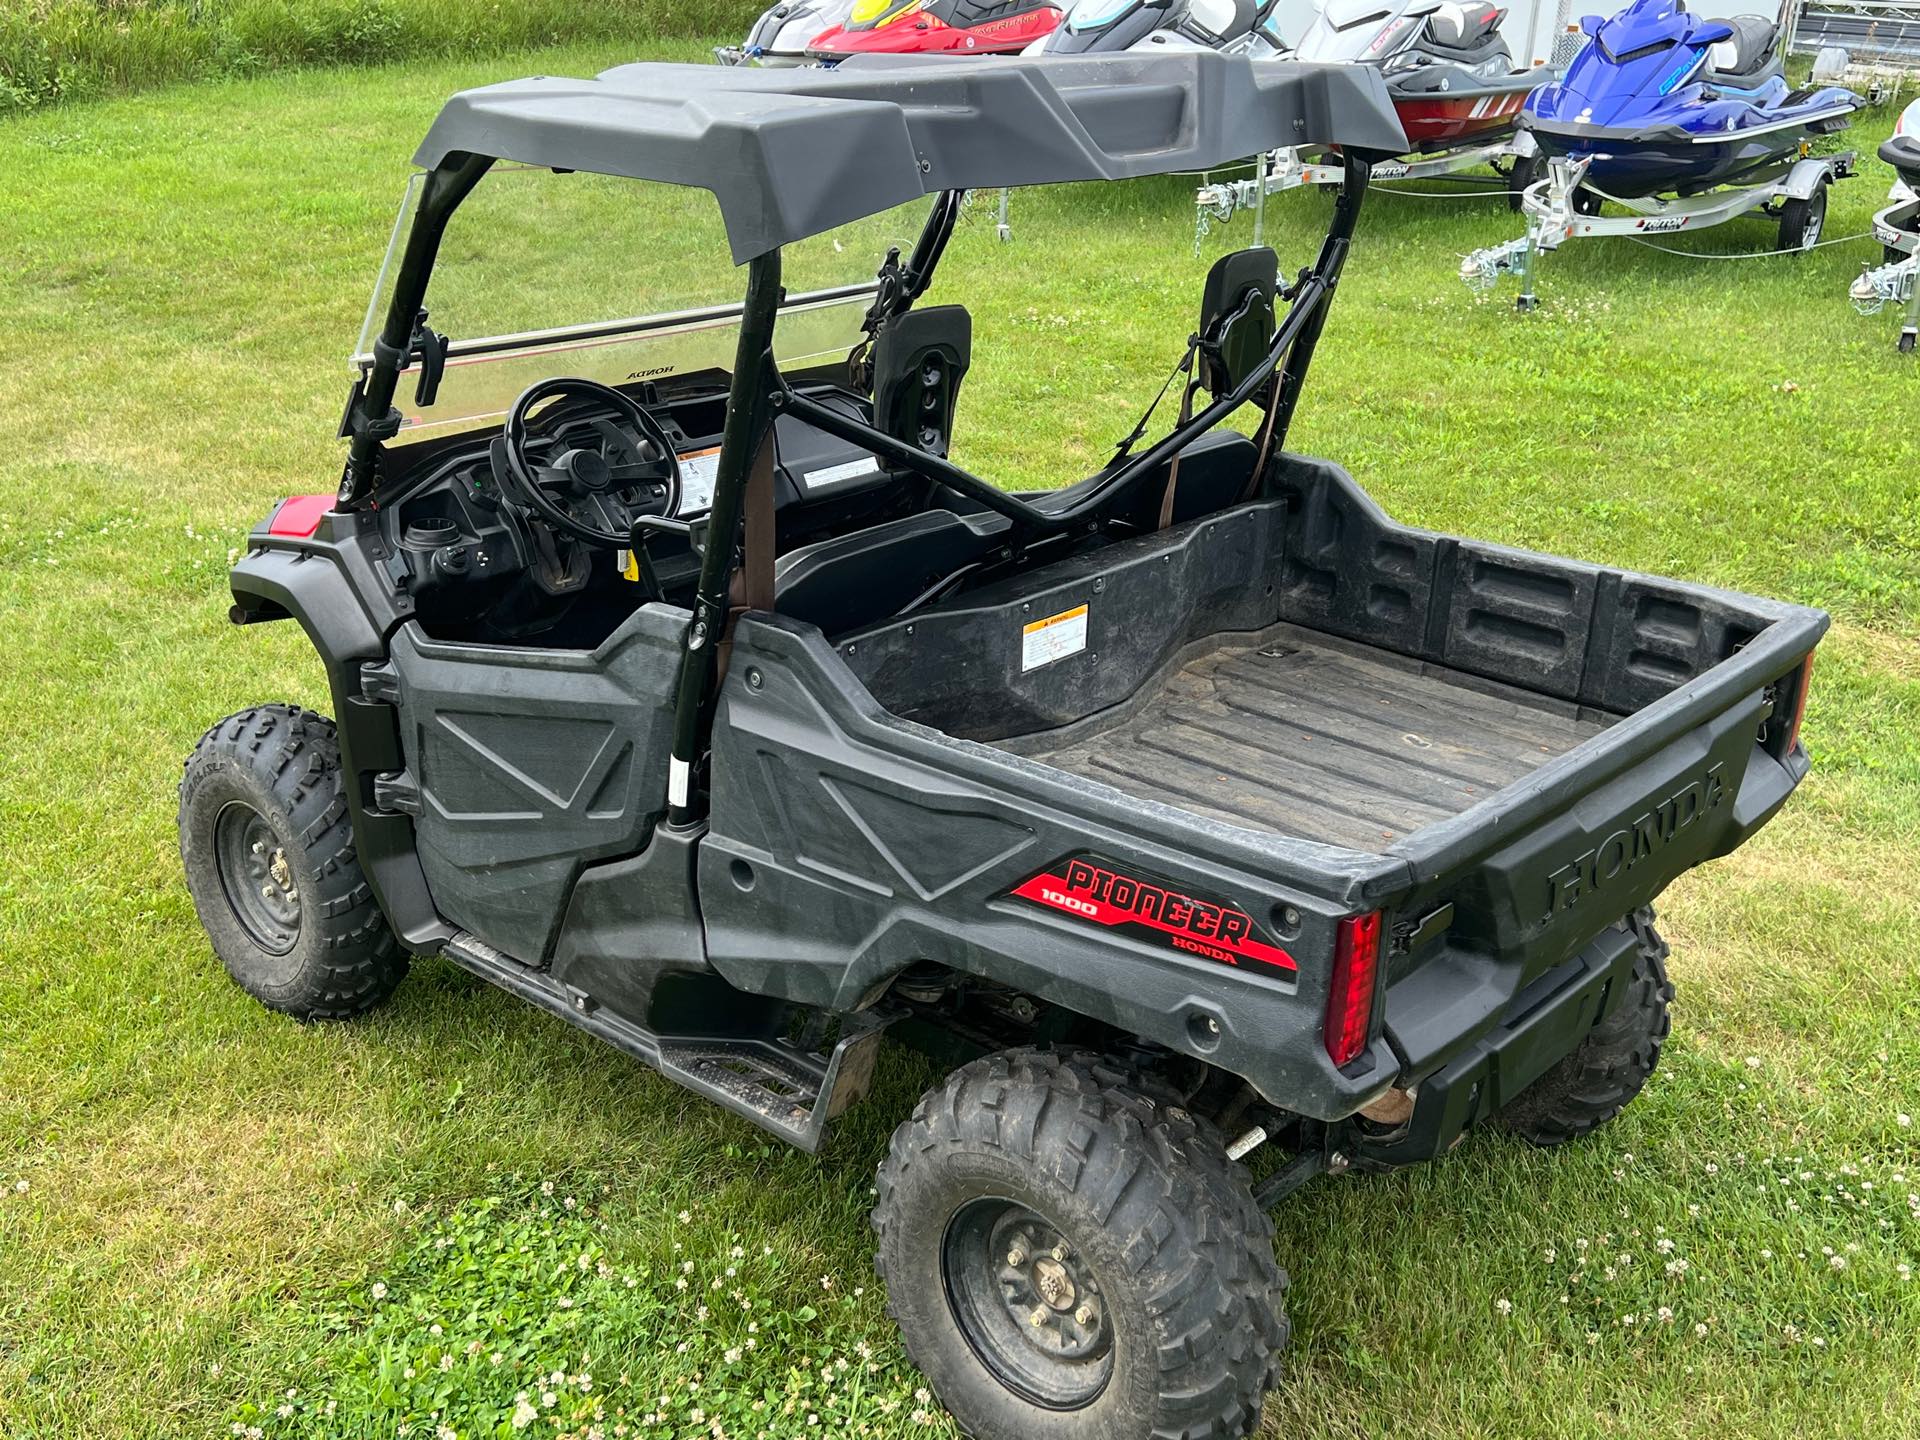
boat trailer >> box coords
[1849,195,1920,350]
[1461,150,1857,309]
[1195,134,1535,246]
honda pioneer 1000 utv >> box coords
[180,53,1826,1440]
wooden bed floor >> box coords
[1002,627,1611,850]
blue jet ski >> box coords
[1523,0,1860,198]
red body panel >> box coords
[268,494,336,537]
[1392,86,1534,150]
[809,5,1059,56]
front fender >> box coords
[228,510,454,952]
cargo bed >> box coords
[994,623,1610,850]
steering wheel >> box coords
[502,377,683,548]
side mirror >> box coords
[1694,18,1734,42]
[1578,12,1604,35]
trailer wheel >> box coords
[179,705,406,1019]
[1506,152,1540,212]
[1499,908,1673,1146]
[873,1049,1287,1440]
[1777,184,1828,253]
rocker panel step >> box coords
[439,930,890,1152]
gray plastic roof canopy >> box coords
[412,52,1409,262]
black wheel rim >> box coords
[213,802,301,956]
[941,1197,1115,1411]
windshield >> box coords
[356,168,932,444]
[1292,0,1434,61]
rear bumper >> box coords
[1353,918,1641,1166]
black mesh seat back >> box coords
[1703,15,1781,86]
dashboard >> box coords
[376,381,903,645]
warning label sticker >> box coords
[1021,603,1088,672]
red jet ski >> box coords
[807,0,1063,58]
[1280,0,1550,153]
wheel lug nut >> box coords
[1051,1245,1068,1262]
[251,841,266,854]
[1075,1303,1096,1325]
[261,884,275,898]
[1029,1307,1049,1328]
[1006,1247,1026,1267]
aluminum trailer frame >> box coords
[1460,150,1856,310]
[1196,133,1535,246]
[1849,193,1920,348]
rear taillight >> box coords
[1783,652,1816,755]
[1325,911,1382,1068]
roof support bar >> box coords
[1265,153,1370,457]
[666,247,784,826]
[339,152,494,507]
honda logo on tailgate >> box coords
[1546,762,1726,919]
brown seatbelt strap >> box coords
[718,424,778,679]
[1157,378,1199,531]
[1243,367,1286,504]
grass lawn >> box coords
[2,41,1918,1440]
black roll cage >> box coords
[335,150,1377,826]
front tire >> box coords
[873,1049,1287,1440]
[178,705,405,1019]
[1499,908,1673,1146]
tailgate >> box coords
[1380,617,1822,1078]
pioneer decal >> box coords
[1009,858,1297,973]
[1545,761,1726,919]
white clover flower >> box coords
[1899,1114,1912,1129]
[1657,1307,1674,1323]
[439,1355,455,1372]
[541,1391,558,1408]
[726,1347,742,1364]
[511,1397,538,1430]
[430,1323,443,1337]
[11,1180,25,1195]
[1494,1298,1512,1316]
[370,1282,388,1301]
[277,1406,293,1419]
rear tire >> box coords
[1499,908,1673,1146]
[1777,184,1828,252]
[178,705,405,1019]
[873,1048,1287,1440]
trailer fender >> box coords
[1784,156,1837,202]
